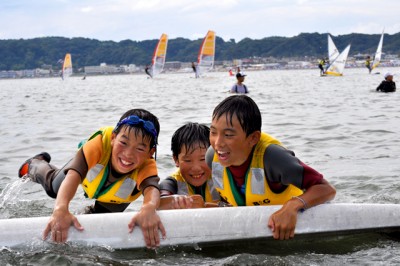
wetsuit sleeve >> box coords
[136,159,160,193]
[376,81,384,91]
[206,146,215,169]
[139,176,160,195]
[64,134,103,180]
[63,149,88,180]
[160,176,178,196]
[264,144,323,190]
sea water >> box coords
[0,68,399,265]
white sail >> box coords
[328,34,340,62]
[197,30,216,76]
[151,33,168,77]
[326,44,351,76]
[372,30,384,70]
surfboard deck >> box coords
[0,203,399,249]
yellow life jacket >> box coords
[170,169,220,203]
[81,127,144,204]
[211,132,303,206]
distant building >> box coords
[84,63,124,75]
[0,71,17,79]
[164,61,182,70]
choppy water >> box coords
[1,68,399,265]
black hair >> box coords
[114,108,160,148]
[171,122,210,158]
[212,95,261,136]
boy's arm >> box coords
[264,144,336,239]
[268,178,335,240]
[159,177,178,196]
[128,186,166,249]
[159,177,205,209]
[42,169,84,242]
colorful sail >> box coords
[325,44,351,76]
[61,53,73,79]
[372,30,384,70]
[197,30,216,76]
[151,33,168,77]
[328,34,339,63]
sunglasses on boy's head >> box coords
[114,115,158,140]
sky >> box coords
[1,0,399,42]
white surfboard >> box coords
[0,203,399,249]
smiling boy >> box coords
[159,122,220,209]
[18,109,165,248]
[206,95,336,240]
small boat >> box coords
[0,203,399,249]
[325,44,351,76]
[61,53,73,80]
[196,30,216,77]
[149,33,168,78]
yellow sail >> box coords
[197,30,216,76]
[62,53,73,79]
[151,33,168,77]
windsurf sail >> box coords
[372,30,384,70]
[151,33,168,77]
[197,30,216,76]
[328,34,340,63]
[61,53,73,79]
[325,44,351,76]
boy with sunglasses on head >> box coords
[158,122,222,209]
[207,95,336,240]
[18,109,165,249]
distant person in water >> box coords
[192,62,199,78]
[318,58,326,76]
[365,56,372,74]
[145,65,152,78]
[230,73,248,94]
[376,72,396,92]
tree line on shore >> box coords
[1,32,399,71]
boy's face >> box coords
[210,114,260,167]
[174,145,210,187]
[111,127,155,174]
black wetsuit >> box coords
[376,80,396,92]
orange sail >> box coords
[197,30,215,76]
[62,53,73,79]
[151,33,168,77]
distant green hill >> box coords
[0,32,399,71]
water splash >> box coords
[0,178,30,211]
